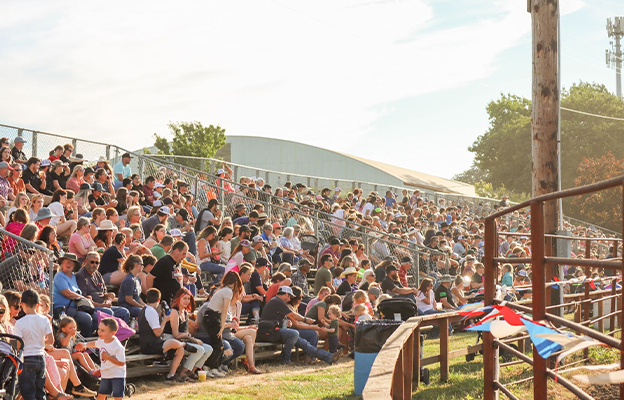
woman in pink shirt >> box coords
[69,217,97,262]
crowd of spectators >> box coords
[0,135,620,399]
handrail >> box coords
[483,175,624,400]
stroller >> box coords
[0,334,24,400]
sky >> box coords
[1,0,623,180]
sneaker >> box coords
[153,359,170,367]
[185,343,198,353]
[72,384,97,397]
[330,349,342,364]
[218,365,229,374]
[203,369,215,378]
[210,368,225,377]
[90,369,101,378]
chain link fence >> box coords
[0,228,54,307]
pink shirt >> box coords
[68,232,92,257]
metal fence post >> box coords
[32,131,38,159]
[48,253,55,314]
[106,145,111,161]
[72,138,77,155]
[200,159,205,173]
[194,175,199,200]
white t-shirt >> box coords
[362,202,374,217]
[14,313,52,357]
[144,305,160,331]
[48,202,65,226]
[216,240,232,262]
[96,337,126,379]
[208,287,233,313]
[416,290,435,313]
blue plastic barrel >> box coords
[354,351,378,396]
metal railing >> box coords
[482,174,624,400]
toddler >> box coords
[57,317,100,376]
[354,304,372,322]
[85,318,126,400]
[325,305,341,353]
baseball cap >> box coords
[329,238,341,246]
[240,240,252,248]
[279,263,297,273]
[216,169,225,175]
[256,257,268,267]
[122,152,132,159]
[277,286,294,296]
[272,222,282,230]
[153,200,163,207]
[40,159,51,167]
[400,256,413,264]
[162,197,174,205]
[177,208,189,221]
[154,182,165,189]
[0,161,13,170]
[170,229,182,237]
[14,137,26,143]
[157,206,170,215]
[385,265,398,273]
[334,187,341,192]
[368,286,381,298]
[252,235,266,244]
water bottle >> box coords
[60,310,67,320]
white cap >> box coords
[157,206,170,215]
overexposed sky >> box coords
[1,0,622,179]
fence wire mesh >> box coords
[0,228,54,303]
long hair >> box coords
[418,278,433,293]
[171,287,195,312]
[197,225,217,241]
[122,254,143,274]
[221,270,243,300]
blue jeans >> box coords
[97,306,131,323]
[279,328,332,364]
[118,304,142,318]
[200,261,225,284]
[19,356,46,400]
[222,337,245,366]
[182,231,197,256]
[397,293,417,303]
[61,305,97,336]
[240,300,260,315]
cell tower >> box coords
[606,17,623,99]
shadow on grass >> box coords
[412,360,485,400]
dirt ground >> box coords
[129,360,352,400]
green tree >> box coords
[571,153,624,231]
[153,121,227,170]
[456,82,624,196]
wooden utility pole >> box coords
[530,0,560,399]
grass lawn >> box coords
[130,330,621,400]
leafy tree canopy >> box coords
[153,121,226,170]
[455,82,624,195]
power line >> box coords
[561,106,624,121]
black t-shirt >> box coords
[21,168,42,194]
[336,280,357,296]
[150,255,182,305]
[11,147,26,162]
[48,171,67,191]
[260,296,292,323]
[88,194,106,207]
[381,276,402,295]
[249,270,263,295]
[360,281,370,291]
[99,246,123,275]
[374,266,386,283]
[435,284,456,308]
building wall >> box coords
[227,136,405,188]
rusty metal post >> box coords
[403,333,414,396]
[531,201,548,400]
[621,183,624,400]
[483,218,498,400]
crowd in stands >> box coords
[0,135,620,400]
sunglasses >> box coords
[89,261,100,265]
[0,309,5,315]
[11,305,20,310]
